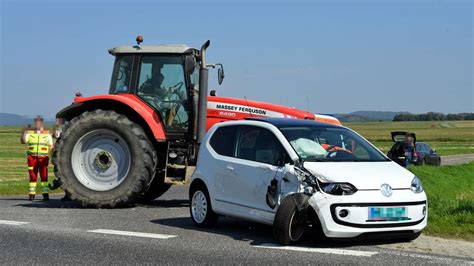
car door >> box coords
[207,125,238,206]
[215,126,286,223]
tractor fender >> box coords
[56,94,166,141]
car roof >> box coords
[246,117,343,129]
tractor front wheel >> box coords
[53,109,157,208]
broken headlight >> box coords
[319,182,358,196]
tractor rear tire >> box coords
[53,109,157,208]
[139,171,172,202]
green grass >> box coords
[345,120,474,155]
[410,162,474,241]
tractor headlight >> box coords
[410,176,423,193]
[319,182,357,196]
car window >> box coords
[281,126,388,162]
[424,144,431,151]
[416,143,428,152]
[236,126,284,165]
[209,126,237,157]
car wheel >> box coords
[419,158,425,166]
[437,158,441,166]
[189,184,218,228]
[273,194,307,245]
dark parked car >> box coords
[387,132,441,166]
[415,142,441,166]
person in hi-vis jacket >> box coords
[21,116,53,201]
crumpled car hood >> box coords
[303,161,414,190]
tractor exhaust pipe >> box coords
[196,40,211,145]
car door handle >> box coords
[226,165,234,171]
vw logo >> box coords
[380,183,393,197]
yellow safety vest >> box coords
[27,133,50,156]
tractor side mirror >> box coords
[217,64,225,85]
[185,55,196,75]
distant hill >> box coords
[332,114,371,122]
[0,113,54,126]
[333,111,409,122]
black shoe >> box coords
[42,194,50,201]
[28,195,35,201]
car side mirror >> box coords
[431,149,436,153]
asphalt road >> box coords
[1,186,472,265]
[441,153,474,166]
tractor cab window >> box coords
[190,66,199,94]
[110,55,133,94]
[137,55,189,133]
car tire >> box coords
[273,194,307,245]
[190,184,218,228]
[419,159,425,166]
[436,158,441,166]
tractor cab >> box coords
[107,37,224,140]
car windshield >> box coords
[280,126,389,162]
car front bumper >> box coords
[309,189,427,238]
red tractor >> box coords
[53,37,340,208]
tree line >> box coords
[393,112,474,121]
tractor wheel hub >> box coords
[95,151,113,169]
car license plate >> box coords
[368,207,409,221]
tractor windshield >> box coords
[137,55,189,133]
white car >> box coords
[189,118,427,245]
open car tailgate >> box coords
[391,131,416,143]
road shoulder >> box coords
[378,234,474,259]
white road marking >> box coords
[0,220,29,226]
[254,243,378,257]
[88,229,177,239]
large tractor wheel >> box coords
[139,171,172,202]
[53,109,157,208]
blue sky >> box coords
[1,0,472,118]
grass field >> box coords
[0,123,473,240]
[410,162,474,241]
[345,120,474,155]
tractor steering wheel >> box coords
[170,82,183,92]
